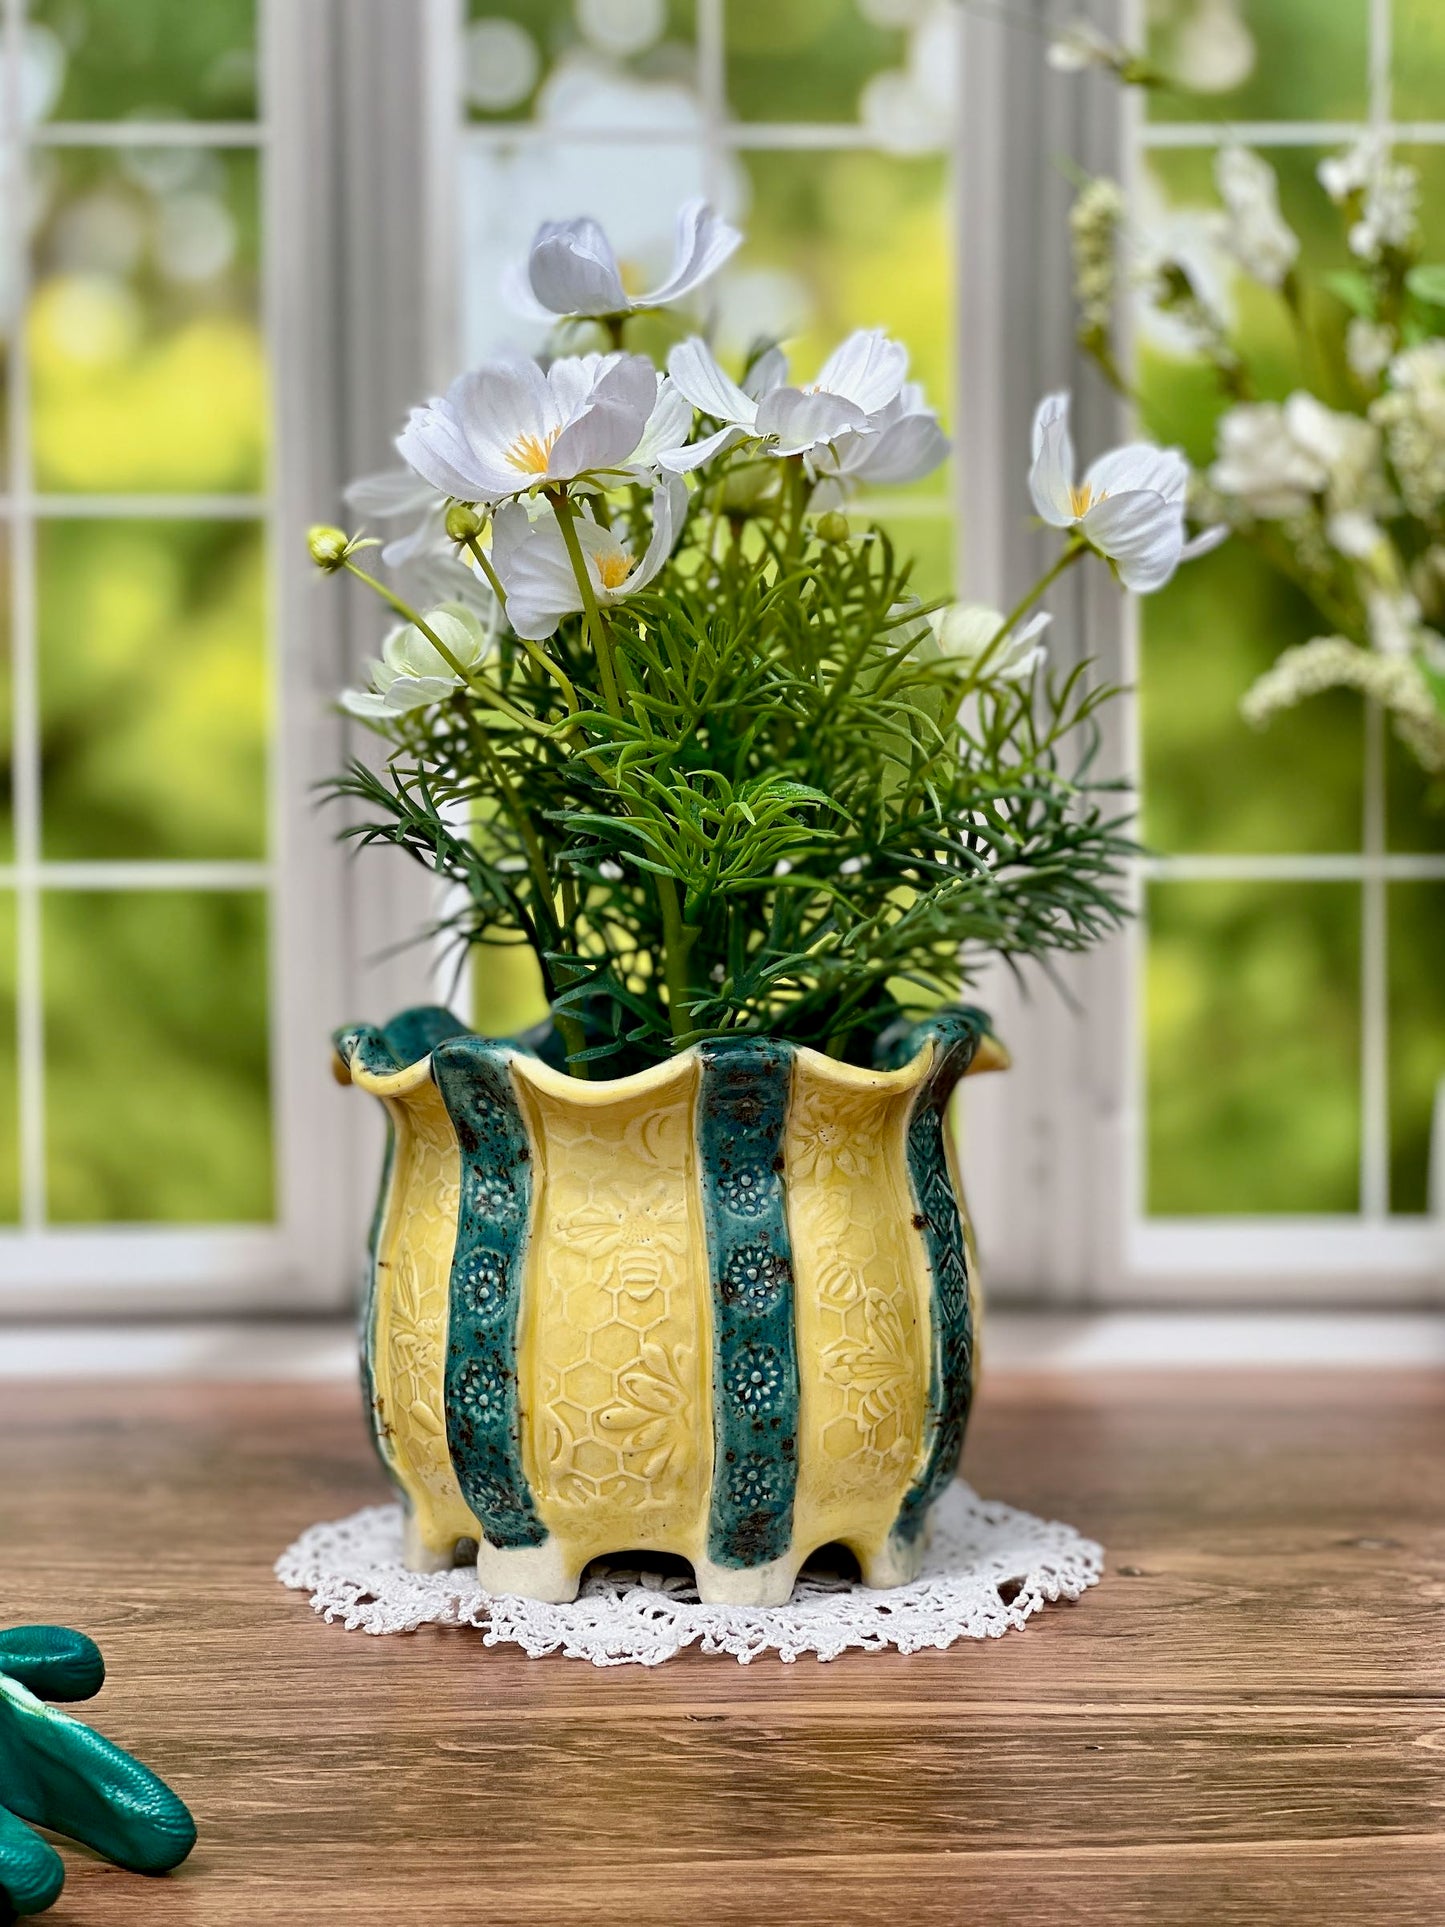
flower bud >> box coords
[445,501,486,543]
[307,525,352,572]
[816,510,850,545]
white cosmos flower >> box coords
[931,604,1050,681]
[1213,146,1298,289]
[665,329,909,468]
[493,474,688,640]
[340,604,491,720]
[811,380,950,503]
[1028,392,1221,592]
[1347,317,1395,384]
[1211,393,1383,521]
[503,198,741,321]
[396,351,658,503]
[1319,137,1419,263]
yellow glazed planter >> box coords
[333,1005,1003,1606]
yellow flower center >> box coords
[506,426,561,474]
[1069,481,1106,517]
[596,547,635,591]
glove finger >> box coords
[0,1628,104,1704]
[0,1678,195,1878]
[0,1805,64,1918]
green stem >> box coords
[987,538,1087,653]
[655,874,699,1044]
[549,489,625,716]
[463,533,581,716]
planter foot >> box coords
[857,1533,925,1591]
[401,1514,458,1574]
[476,1539,580,1603]
[692,1553,799,1607]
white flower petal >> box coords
[396,400,490,500]
[851,410,950,486]
[742,345,789,401]
[1028,392,1077,526]
[628,474,689,591]
[1180,523,1229,562]
[641,198,743,306]
[524,216,629,316]
[755,386,868,455]
[339,688,393,720]
[656,422,744,472]
[1080,488,1184,592]
[667,337,757,425]
[493,517,582,640]
[1083,440,1189,505]
[813,328,909,414]
[344,468,439,517]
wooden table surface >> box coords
[2,1368,1442,1925]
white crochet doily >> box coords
[275,1482,1103,1666]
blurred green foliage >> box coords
[1147,881,1361,1214]
[38,520,267,862]
[31,0,256,120]
[1146,0,1367,124]
[42,891,271,1223]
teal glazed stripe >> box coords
[878,1009,985,1547]
[697,1038,800,1569]
[430,1036,548,1551]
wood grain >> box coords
[1,1368,1442,1924]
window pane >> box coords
[725,0,944,132]
[723,149,950,501]
[38,518,267,861]
[1138,146,1363,855]
[463,0,697,122]
[0,893,16,1223]
[30,146,264,493]
[43,889,271,1223]
[27,0,258,122]
[1393,0,1445,122]
[1146,880,1361,1214]
[462,136,711,359]
[1388,882,1445,1215]
[1141,545,1363,856]
[1145,0,1368,124]
[0,524,11,859]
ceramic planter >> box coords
[333,1005,1001,1606]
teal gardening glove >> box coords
[0,1626,195,1917]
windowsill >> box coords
[1,1309,1442,1379]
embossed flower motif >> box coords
[598,1341,691,1481]
[727,1453,781,1509]
[821,1290,912,1428]
[718,1164,771,1217]
[727,1342,785,1415]
[721,1242,790,1313]
[455,1247,508,1321]
[454,1355,509,1425]
[789,1114,877,1183]
[473,1173,517,1219]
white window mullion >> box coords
[1358,0,1394,1222]
[5,0,45,1231]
